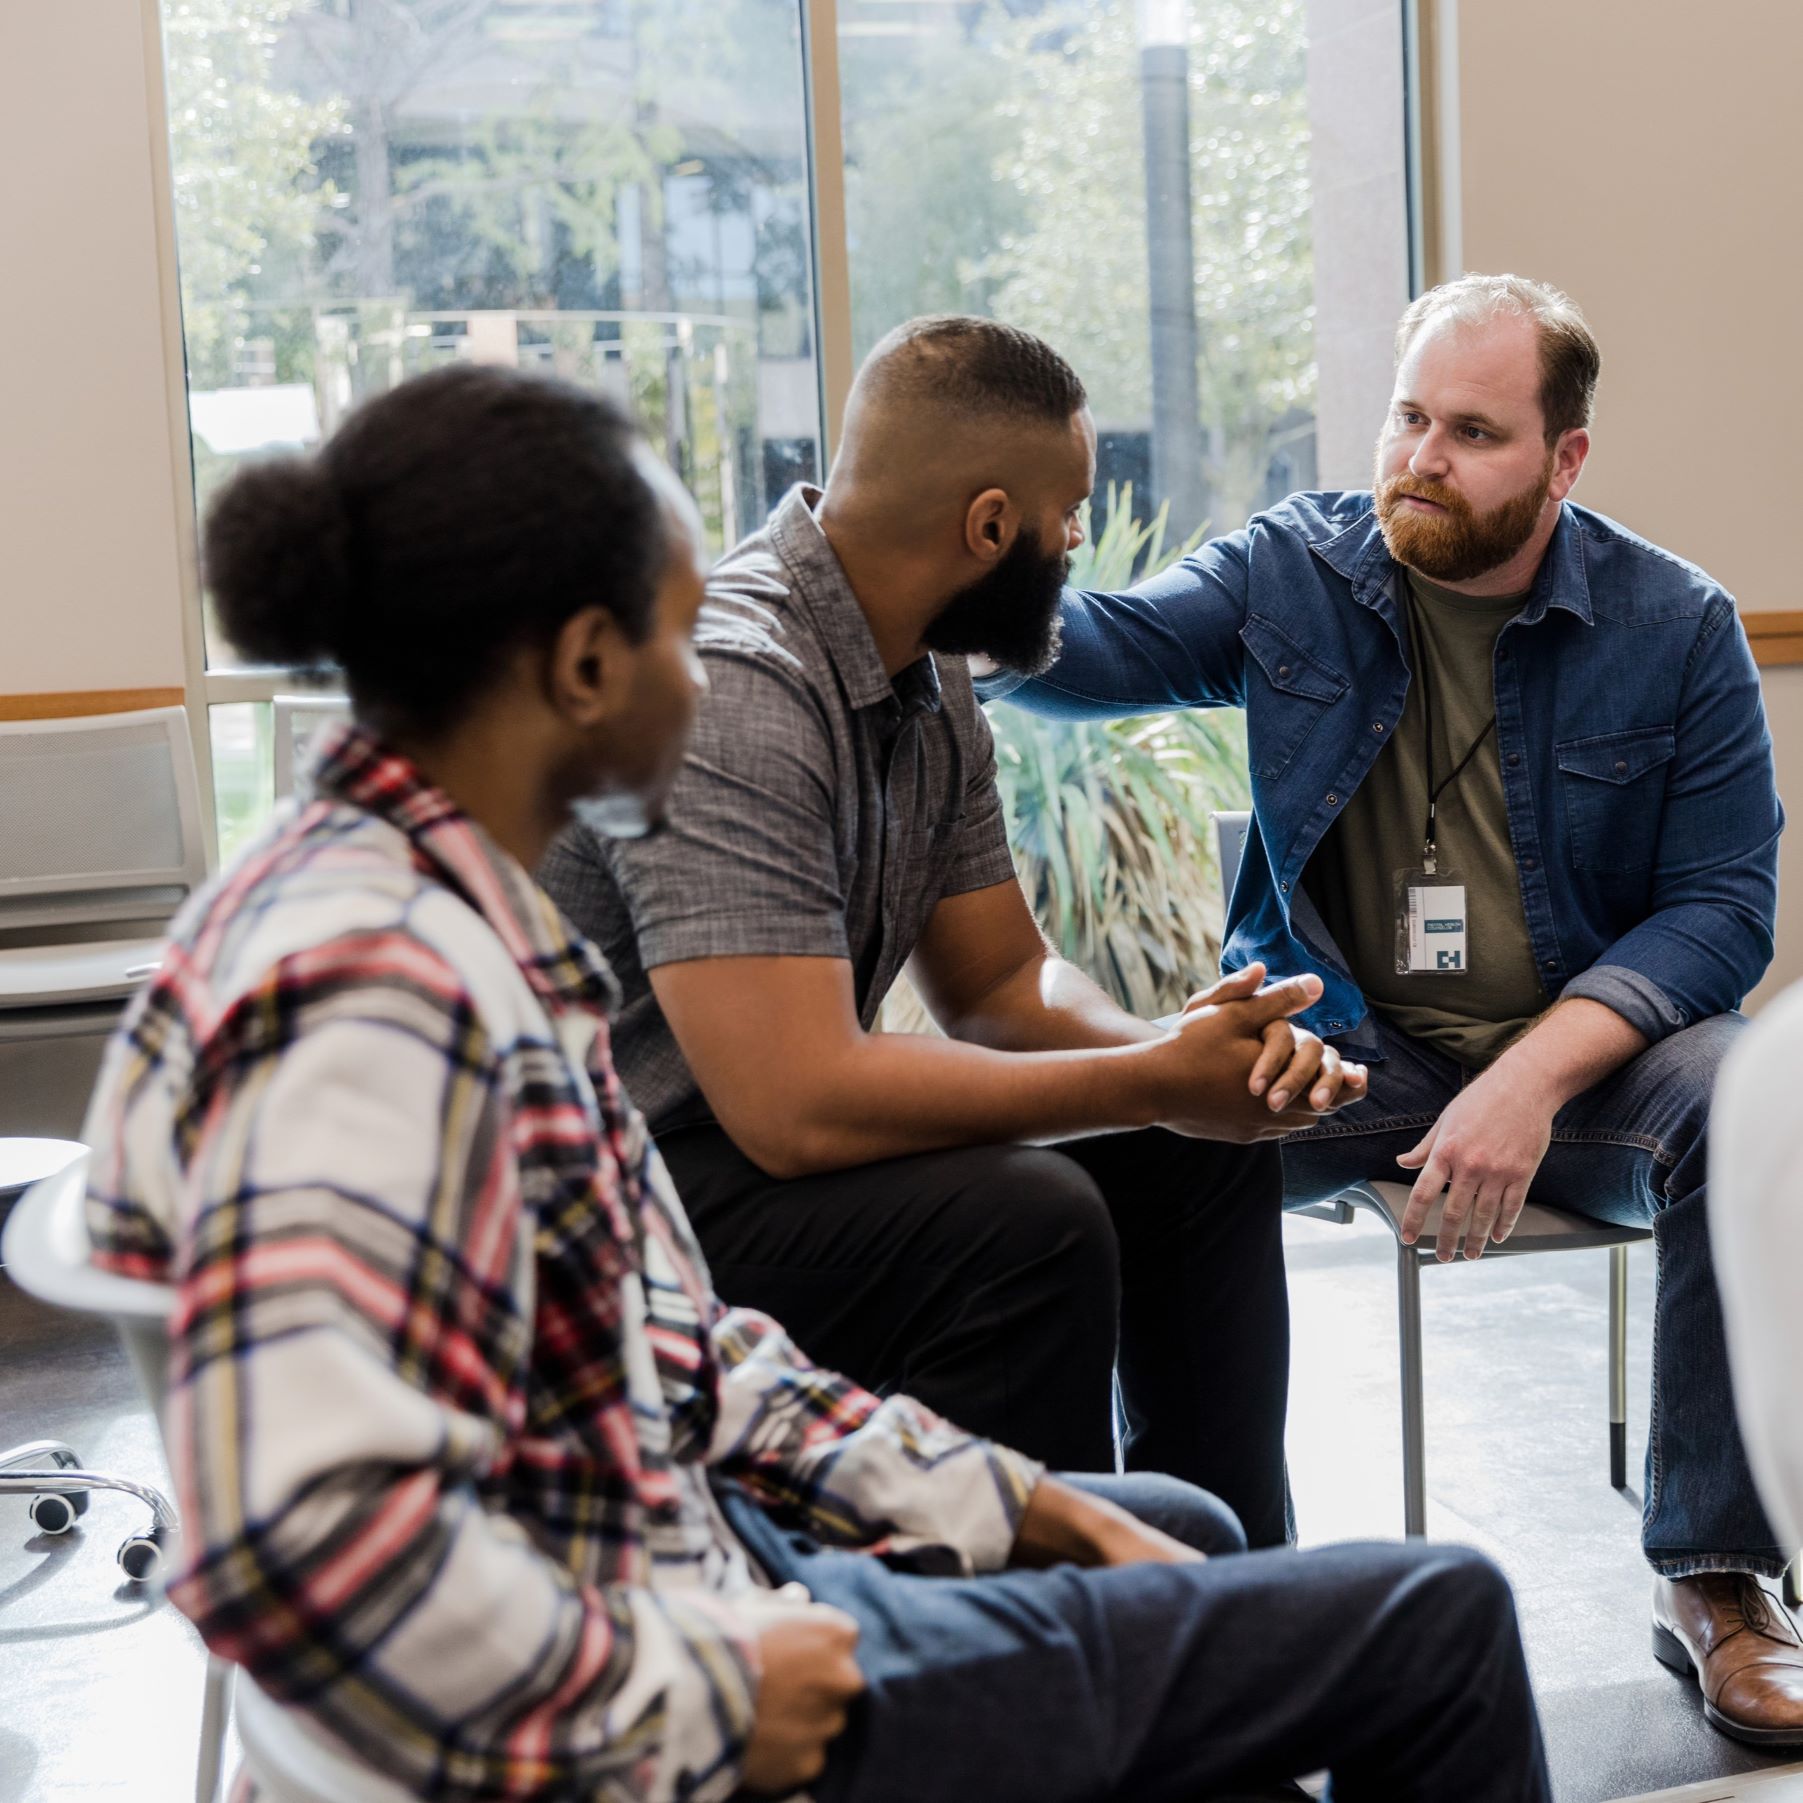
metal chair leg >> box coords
[1609,1243,1629,1489]
[195,1655,232,1803]
[1398,1242,1426,1537]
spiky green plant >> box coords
[885,484,1250,1032]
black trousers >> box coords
[659,1124,1291,1547]
[723,1472,1551,1803]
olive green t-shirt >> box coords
[1304,569,1548,1069]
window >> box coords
[837,0,1411,541]
[163,0,1410,869]
[160,0,824,856]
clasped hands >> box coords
[1154,961,1368,1142]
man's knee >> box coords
[1078,1470,1248,1556]
[1392,1544,1522,1665]
[1643,1012,1746,1170]
[1140,1128,1282,1208]
[954,1145,1120,1280]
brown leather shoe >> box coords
[1652,1573,1803,1745]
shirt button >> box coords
[1614,759,1628,775]
[1326,1021,1343,1031]
[1507,753,1520,768]
[1326,792,1340,806]
[1280,880,1290,893]
[1278,664,1292,679]
[1372,722,1385,735]
[1544,957,1557,971]
[1523,856,1537,870]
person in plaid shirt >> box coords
[82,365,1550,1801]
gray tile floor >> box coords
[0,1208,1797,1801]
[1284,1210,1799,1803]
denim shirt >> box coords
[978,492,1782,1056]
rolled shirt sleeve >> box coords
[595,652,851,970]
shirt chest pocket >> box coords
[1555,726,1676,873]
[1240,614,1348,780]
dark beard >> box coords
[1373,454,1554,584]
[922,527,1069,677]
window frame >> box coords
[142,0,855,862]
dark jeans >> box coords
[659,1125,1291,1547]
[720,1472,1552,1803]
[1282,1010,1786,1578]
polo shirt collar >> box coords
[767,483,938,712]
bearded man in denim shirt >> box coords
[979,274,1797,1743]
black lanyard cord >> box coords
[1416,647,1495,867]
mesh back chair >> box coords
[0,708,206,1550]
[0,707,207,1138]
[1214,810,1653,1536]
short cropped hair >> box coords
[860,314,1087,424]
[1395,274,1600,442]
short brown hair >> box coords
[1395,274,1600,442]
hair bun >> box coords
[202,452,354,668]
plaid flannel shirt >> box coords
[83,725,1041,1801]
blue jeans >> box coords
[720,1473,1550,1803]
[1283,1010,1785,1579]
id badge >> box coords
[1394,866,1470,975]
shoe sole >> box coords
[1652,1622,1803,1747]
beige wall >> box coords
[0,1,189,698]
[1450,0,1803,1004]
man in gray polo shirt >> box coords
[543,316,1361,1546]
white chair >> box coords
[0,707,207,1138]
[1213,810,1653,1536]
[3,1152,410,1803]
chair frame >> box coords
[1309,1182,1647,1536]
[1212,811,1653,1536]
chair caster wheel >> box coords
[117,1531,164,1583]
[29,1492,79,1535]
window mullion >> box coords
[801,0,853,469]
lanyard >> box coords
[1413,631,1494,876]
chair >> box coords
[272,695,350,800]
[1213,810,1653,1537]
[3,1151,417,1803]
[0,706,207,1139]
[1,1139,180,1579]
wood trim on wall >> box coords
[0,687,186,722]
[1744,612,1803,669]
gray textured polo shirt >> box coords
[541,484,1018,1135]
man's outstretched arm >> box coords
[973,527,1258,718]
